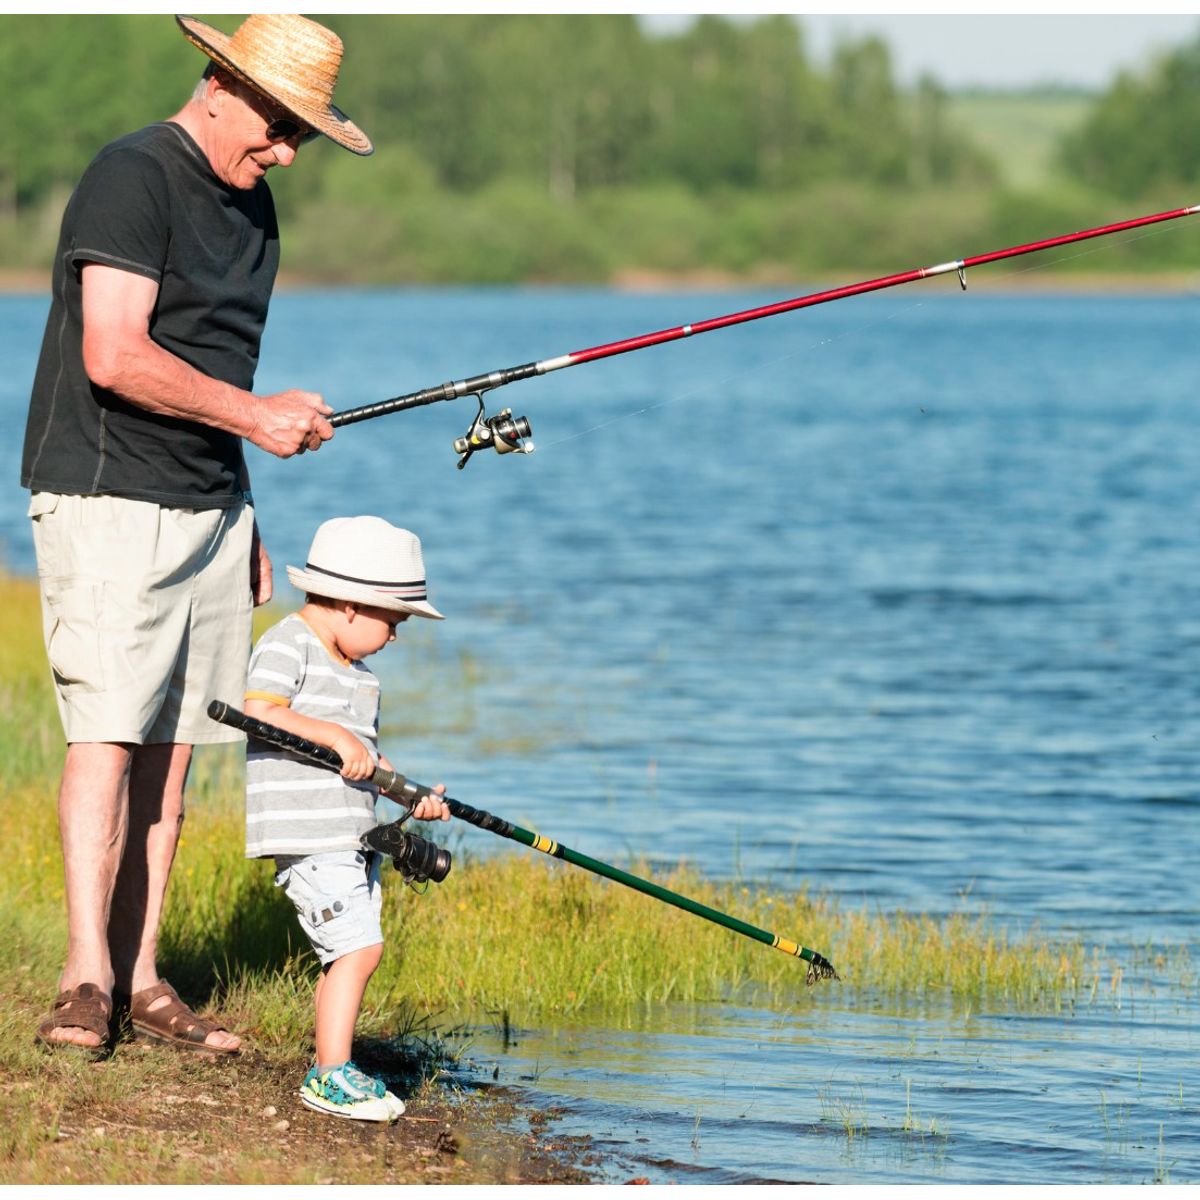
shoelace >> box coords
[343,1061,386,1097]
[306,1061,390,1104]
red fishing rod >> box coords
[329,203,1199,468]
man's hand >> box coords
[249,521,273,606]
[246,390,334,457]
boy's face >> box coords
[340,603,408,659]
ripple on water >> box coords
[3,290,1198,1183]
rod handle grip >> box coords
[206,700,441,808]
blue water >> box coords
[3,282,1198,1182]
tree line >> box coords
[2,15,1198,281]
[0,15,993,209]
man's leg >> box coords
[46,742,134,1048]
[109,742,241,1053]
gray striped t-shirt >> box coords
[244,613,381,858]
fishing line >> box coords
[326,203,1197,469]
[536,321,873,453]
[536,217,1197,454]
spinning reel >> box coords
[362,811,452,888]
[452,394,534,469]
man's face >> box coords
[209,74,314,190]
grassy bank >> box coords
[0,570,1168,1182]
[0,576,600,1183]
[0,568,1120,1022]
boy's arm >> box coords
[243,697,376,781]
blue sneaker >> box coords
[300,1062,397,1122]
[345,1060,406,1117]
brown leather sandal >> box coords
[35,983,113,1059]
[128,980,240,1056]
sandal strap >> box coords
[128,980,179,1016]
[42,983,112,1038]
[130,979,230,1045]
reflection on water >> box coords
[3,284,1199,1181]
[456,986,1199,1184]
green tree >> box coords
[826,36,908,184]
[909,75,995,188]
[3,15,199,208]
[739,16,830,189]
[1061,29,1200,196]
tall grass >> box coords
[0,571,1123,1036]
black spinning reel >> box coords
[452,394,534,469]
[362,813,451,886]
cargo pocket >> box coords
[27,491,61,520]
[43,578,105,693]
[304,890,364,960]
[308,895,355,928]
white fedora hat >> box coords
[176,13,373,156]
[287,517,444,619]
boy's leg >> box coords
[314,942,384,1068]
[284,855,398,1119]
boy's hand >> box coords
[412,783,451,822]
[330,729,374,781]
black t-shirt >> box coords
[21,122,279,508]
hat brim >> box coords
[176,15,373,156]
[286,566,444,620]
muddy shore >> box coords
[2,1030,605,1185]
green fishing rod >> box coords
[208,700,839,984]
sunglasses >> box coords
[265,115,320,147]
[241,81,319,145]
[222,72,320,147]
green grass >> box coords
[943,91,1093,191]
[0,569,1131,1029]
[381,853,1092,1011]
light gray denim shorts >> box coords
[274,849,384,966]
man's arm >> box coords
[81,263,333,457]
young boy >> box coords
[243,515,450,1122]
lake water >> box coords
[2,281,1198,1183]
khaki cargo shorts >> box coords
[29,492,254,745]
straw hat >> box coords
[176,13,373,156]
[287,517,444,619]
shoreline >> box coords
[0,1012,601,1186]
[2,267,1198,297]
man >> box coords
[21,14,372,1056]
